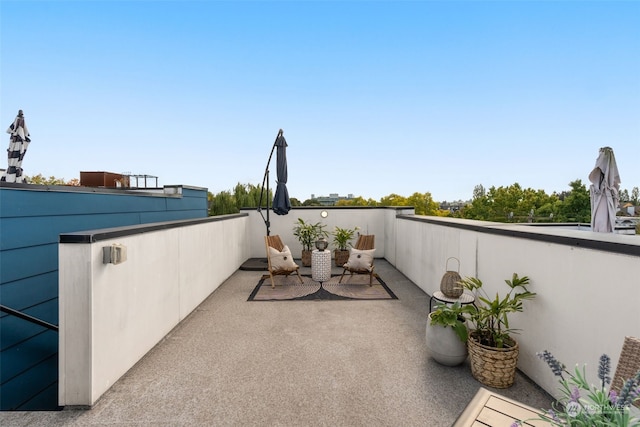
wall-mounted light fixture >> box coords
[320,210,328,218]
[103,244,127,265]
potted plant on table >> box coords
[331,226,359,266]
[426,301,476,366]
[458,273,536,388]
[292,218,328,267]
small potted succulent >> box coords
[458,273,536,388]
[292,218,328,267]
[331,226,359,266]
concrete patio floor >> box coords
[0,259,553,426]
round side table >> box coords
[429,291,476,312]
[311,250,332,282]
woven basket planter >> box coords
[334,249,349,267]
[467,332,519,389]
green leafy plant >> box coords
[429,301,476,343]
[331,226,359,250]
[292,218,328,251]
[458,273,536,348]
[513,351,640,427]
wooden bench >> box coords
[452,388,551,426]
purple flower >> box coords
[547,409,560,422]
[609,389,618,405]
[537,350,565,377]
[616,377,639,407]
[598,354,611,386]
[570,386,580,402]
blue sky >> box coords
[1,0,638,202]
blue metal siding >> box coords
[0,272,58,311]
[0,184,208,410]
[1,300,58,350]
[2,188,175,216]
[1,341,58,410]
[0,244,57,284]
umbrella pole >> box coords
[258,129,283,236]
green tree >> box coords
[619,188,630,203]
[434,209,453,217]
[233,183,264,210]
[208,182,271,216]
[461,184,492,220]
[630,187,639,205]
[233,183,250,210]
[209,191,236,216]
[460,184,517,221]
[473,184,486,200]
[406,192,439,215]
[556,179,591,222]
[488,184,526,221]
[520,188,558,222]
[25,174,79,186]
[535,199,562,222]
[379,193,408,207]
[335,196,378,207]
[461,183,558,222]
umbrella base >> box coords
[240,258,270,271]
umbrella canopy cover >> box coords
[272,130,291,215]
[1,110,31,183]
[588,146,621,233]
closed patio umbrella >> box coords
[272,129,290,216]
[588,146,621,233]
[258,129,291,235]
[1,110,31,183]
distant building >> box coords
[439,200,470,212]
[310,193,355,206]
[622,203,640,216]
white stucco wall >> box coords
[59,208,639,406]
[59,215,249,406]
[394,215,640,399]
[243,207,405,259]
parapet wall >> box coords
[393,215,640,399]
[58,214,249,407]
[56,207,639,406]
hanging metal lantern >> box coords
[440,257,463,298]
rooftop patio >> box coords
[1,195,638,424]
[0,260,554,427]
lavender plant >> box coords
[512,351,640,426]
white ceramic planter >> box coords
[425,313,468,366]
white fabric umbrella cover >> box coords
[588,146,621,233]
